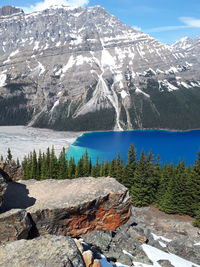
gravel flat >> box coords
[0,126,82,161]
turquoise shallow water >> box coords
[66,130,200,166]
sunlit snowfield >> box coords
[0,126,82,161]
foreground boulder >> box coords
[0,209,32,243]
[3,177,131,237]
[0,235,85,267]
[0,174,7,208]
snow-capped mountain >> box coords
[0,5,200,131]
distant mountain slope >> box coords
[0,5,200,130]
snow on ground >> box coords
[120,90,128,99]
[151,233,172,243]
[141,244,200,267]
[0,126,82,161]
[99,244,200,267]
[0,73,7,87]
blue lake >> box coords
[67,130,200,166]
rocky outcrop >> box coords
[2,177,131,237]
[0,162,23,181]
[0,6,23,16]
[82,225,151,266]
[167,237,200,265]
[0,174,7,208]
[0,209,32,243]
[0,235,85,267]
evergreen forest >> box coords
[4,145,200,228]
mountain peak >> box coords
[0,6,24,16]
[172,36,193,50]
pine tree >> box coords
[7,148,12,161]
[158,165,177,214]
[16,158,20,167]
[190,152,200,215]
[22,156,29,180]
[130,150,150,206]
[123,145,136,189]
[31,150,38,179]
[75,157,83,177]
[115,153,124,183]
[58,147,68,179]
[82,151,91,177]
[37,150,42,180]
[174,162,193,215]
[157,163,174,204]
[68,157,76,178]
[193,207,200,227]
[145,152,159,204]
[108,159,116,177]
[41,152,47,180]
[91,157,100,177]
[50,146,58,179]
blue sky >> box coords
[1,0,200,44]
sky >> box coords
[1,0,200,44]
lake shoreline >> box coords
[67,128,200,166]
[0,126,83,161]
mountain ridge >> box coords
[0,5,200,131]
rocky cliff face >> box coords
[0,6,23,16]
[0,5,200,130]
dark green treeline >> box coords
[21,145,200,227]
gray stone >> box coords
[157,260,175,267]
[0,174,7,208]
[83,231,113,252]
[167,238,200,265]
[0,235,85,267]
[0,209,32,243]
[82,225,152,266]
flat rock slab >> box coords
[2,177,131,237]
[0,235,85,267]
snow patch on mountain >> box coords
[0,73,7,87]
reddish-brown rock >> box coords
[3,177,131,237]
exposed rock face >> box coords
[82,227,151,266]
[0,6,23,16]
[3,177,131,237]
[0,235,85,267]
[0,209,32,243]
[167,237,200,265]
[0,6,200,130]
[0,174,7,208]
[0,162,23,181]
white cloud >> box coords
[21,0,89,13]
[145,16,200,33]
[179,17,200,28]
[132,25,142,31]
[146,25,189,33]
